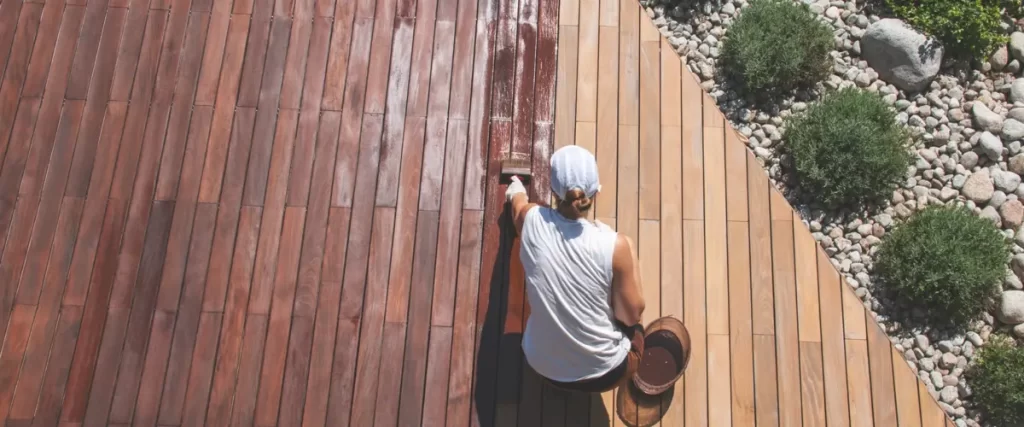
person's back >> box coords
[505,145,646,393]
[519,207,626,382]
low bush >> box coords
[719,0,834,93]
[886,0,1024,59]
[785,89,912,207]
[967,335,1024,426]
[876,206,1010,325]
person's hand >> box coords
[505,176,527,202]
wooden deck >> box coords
[0,0,955,425]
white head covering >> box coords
[550,145,600,200]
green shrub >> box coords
[886,0,1024,59]
[719,0,834,93]
[784,89,912,207]
[967,336,1024,426]
[876,206,1010,325]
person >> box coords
[504,145,646,393]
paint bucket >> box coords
[632,316,690,395]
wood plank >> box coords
[298,17,332,112]
[798,342,828,427]
[286,111,320,207]
[197,16,249,202]
[0,0,25,84]
[660,126,682,318]
[291,112,341,317]
[253,207,306,426]
[617,125,639,242]
[429,21,457,117]
[368,322,406,427]
[21,305,83,427]
[422,326,455,426]
[58,197,127,422]
[866,321,898,427]
[64,0,113,99]
[299,276,342,427]
[201,109,258,311]
[81,307,130,426]
[383,118,423,323]
[534,0,559,124]
[109,4,161,102]
[462,19,494,211]
[405,0,439,118]
[363,0,397,115]
[708,334,733,426]
[106,201,176,424]
[419,117,447,211]
[489,18,516,121]
[681,75,703,220]
[374,17,415,207]
[0,196,39,342]
[640,219,660,324]
[320,0,356,110]
[510,0,538,156]
[203,207,262,426]
[327,112,384,426]
[846,339,875,427]
[449,0,479,120]
[0,4,43,171]
[577,0,598,122]
[560,0,578,25]
[704,126,727,335]
[747,150,774,335]
[817,247,851,427]
[153,13,213,201]
[445,210,484,427]
[241,17,292,207]
[236,0,274,108]
[843,279,867,340]
[278,5,313,108]
[6,199,85,420]
[753,334,780,427]
[703,90,724,128]
[155,203,216,425]
[892,346,923,427]
[178,312,222,426]
[543,383,571,426]
[228,314,268,426]
[660,39,681,127]
[0,305,34,422]
[398,210,441,426]
[640,8,659,41]
[794,217,823,343]
[724,130,748,220]
[193,0,233,104]
[769,183,790,221]
[594,26,617,219]
[919,379,946,427]
[132,310,176,427]
[553,26,578,148]
[277,315,315,427]
[683,219,707,427]
[771,218,802,427]
[618,0,638,126]
[638,41,660,220]
[433,120,469,326]
[727,222,755,427]
[21,1,73,99]
[346,208,397,426]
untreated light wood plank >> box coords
[867,321,898,427]
[708,334,732,426]
[704,126,727,335]
[817,247,851,427]
[683,219,707,427]
[725,131,748,222]
[660,39,681,127]
[577,0,598,122]
[843,280,868,340]
[800,342,827,427]
[682,75,703,220]
[795,216,822,343]
[846,339,875,427]
[640,219,660,324]
[594,26,617,219]
[747,150,774,335]
[554,26,578,149]
[639,40,660,220]
[772,218,802,427]
[728,222,755,427]
[892,346,923,427]
[617,125,639,242]
[753,334,779,427]
[618,0,638,126]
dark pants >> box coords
[547,323,645,393]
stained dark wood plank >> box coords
[64,0,112,99]
[372,322,407,426]
[384,117,425,324]
[445,209,483,427]
[0,305,35,422]
[277,315,314,427]
[320,0,356,110]
[19,305,83,427]
[374,17,414,207]
[279,0,314,109]
[397,210,440,426]
[363,0,397,115]
[180,312,222,426]
[405,0,438,118]
[236,0,275,107]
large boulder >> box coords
[997,290,1024,324]
[861,19,943,92]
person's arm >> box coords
[506,176,537,235]
[611,233,645,326]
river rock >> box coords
[974,103,1005,134]
[979,132,1005,161]
[861,19,943,92]
[997,290,1024,324]
[962,169,995,203]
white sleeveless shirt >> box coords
[519,206,630,382]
